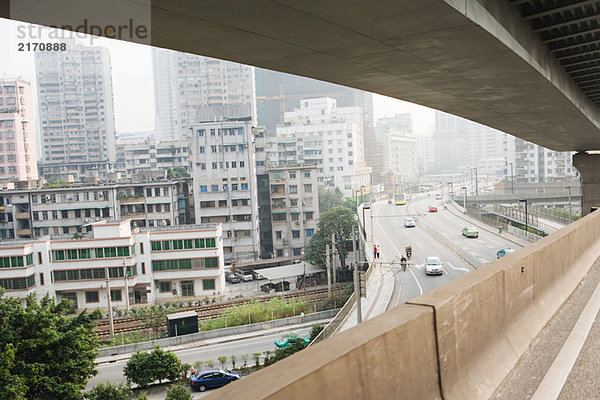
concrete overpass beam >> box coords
[573,152,600,216]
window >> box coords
[211,185,219,192]
[85,291,99,303]
[292,230,300,238]
[304,184,312,193]
[304,171,311,177]
[140,243,144,254]
[202,279,216,290]
[199,146,205,153]
[181,280,195,296]
[173,240,183,250]
[306,228,315,237]
[289,171,296,178]
[39,273,44,285]
[241,183,248,190]
[159,281,172,292]
[305,212,314,220]
[37,252,42,264]
[26,254,33,265]
[200,185,208,192]
[198,129,205,136]
[212,162,218,169]
[110,289,122,301]
[141,262,146,274]
[231,161,236,168]
[239,161,245,168]
[289,185,298,194]
[275,231,282,239]
[211,145,217,153]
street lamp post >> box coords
[565,186,572,223]
[448,182,453,201]
[520,199,528,238]
[509,162,514,194]
[472,168,478,196]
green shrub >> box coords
[165,384,192,400]
[309,323,325,341]
[85,382,132,400]
[124,347,184,388]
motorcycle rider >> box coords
[400,255,407,271]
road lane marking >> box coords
[446,262,469,273]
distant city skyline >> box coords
[0,17,434,136]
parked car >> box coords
[260,281,290,293]
[225,272,241,284]
[497,248,515,258]
[274,335,311,349]
[235,270,254,281]
[428,206,438,213]
[252,270,267,280]
[425,256,443,275]
[404,217,416,228]
[435,193,442,200]
[190,368,240,392]
[462,226,479,238]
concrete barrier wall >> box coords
[206,305,441,400]
[408,208,600,399]
[203,208,600,400]
[98,309,339,358]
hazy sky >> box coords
[0,17,435,135]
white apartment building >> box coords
[269,165,319,258]
[189,120,259,262]
[275,97,367,197]
[514,138,576,183]
[115,137,190,180]
[0,220,225,309]
[375,115,417,185]
[0,181,192,239]
[35,40,116,171]
[152,49,256,139]
[0,78,38,182]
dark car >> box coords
[190,368,240,392]
[225,272,241,283]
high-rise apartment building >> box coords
[375,114,416,190]
[255,69,377,184]
[0,78,38,182]
[514,138,576,183]
[274,98,368,197]
[35,40,116,173]
[152,49,256,139]
[188,119,259,262]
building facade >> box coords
[274,97,368,197]
[269,165,319,258]
[0,220,225,309]
[115,137,190,181]
[514,138,576,183]
[0,180,192,240]
[0,78,38,182]
[35,40,116,178]
[152,49,256,139]
[189,119,259,263]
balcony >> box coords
[119,197,145,204]
[15,212,29,219]
[16,229,31,236]
[121,213,146,220]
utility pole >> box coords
[123,258,130,312]
[105,267,114,338]
[509,162,514,194]
[352,225,362,324]
[331,232,337,285]
[370,174,375,248]
[326,244,331,297]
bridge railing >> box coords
[206,205,600,400]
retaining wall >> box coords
[205,207,600,400]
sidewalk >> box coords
[494,259,600,399]
[336,204,395,333]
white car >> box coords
[404,217,415,228]
[425,256,443,275]
[235,270,254,281]
[435,193,442,200]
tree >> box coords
[124,347,184,388]
[85,382,132,400]
[166,167,190,179]
[305,206,357,268]
[309,323,325,342]
[0,292,98,400]
[165,384,192,400]
[217,356,227,369]
[318,186,344,211]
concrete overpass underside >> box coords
[4,0,600,151]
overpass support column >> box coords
[573,152,600,216]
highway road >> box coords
[87,326,312,390]
[367,195,522,309]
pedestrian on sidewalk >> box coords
[376,244,380,259]
[374,244,377,259]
